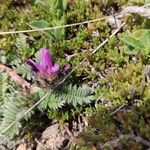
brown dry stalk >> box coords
[0,64,39,92]
[0,64,30,88]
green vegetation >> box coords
[0,0,150,149]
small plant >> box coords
[15,34,35,60]
[30,0,67,41]
[0,48,94,146]
[120,29,150,63]
[27,48,94,108]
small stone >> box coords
[16,143,26,150]
[0,145,6,150]
[36,123,68,150]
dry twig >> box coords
[0,64,30,88]
[101,134,150,149]
[0,64,39,92]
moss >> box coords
[76,103,150,149]
[0,0,150,149]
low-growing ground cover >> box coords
[0,0,150,149]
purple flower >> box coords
[27,48,59,77]
[61,64,71,74]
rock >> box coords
[16,143,26,150]
[108,16,122,30]
[36,124,68,150]
[122,6,150,18]
[0,145,6,150]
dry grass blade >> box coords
[0,14,120,35]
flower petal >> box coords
[52,63,60,72]
[40,48,53,69]
[27,48,60,78]
[61,64,71,74]
[26,60,39,72]
[47,63,60,77]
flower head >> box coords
[27,48,59,77]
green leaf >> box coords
[35,1,51,14]
[30,20,58,40]
[133,29,150,55]
[120,35,144,50]
[0,73,8,104]
[16,64,34,81]
[120,30,150,56]
[0,89,34,143]
[30,20,50,29]
[15,34,34,59]
[134,29,150,47]
[38,89,65,111]
[55,84,94,107]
